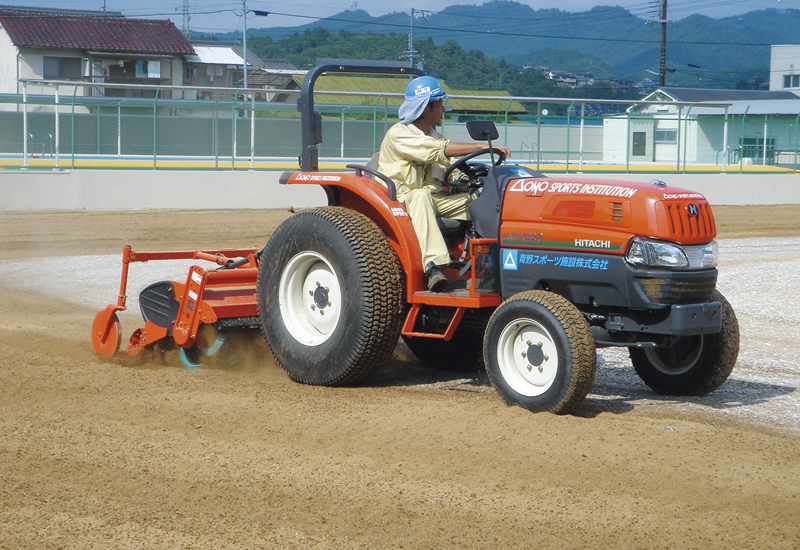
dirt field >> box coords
[1,205,800,550]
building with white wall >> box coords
[770,44,800,93]
[603,87,800,167]
[0,6,194,98]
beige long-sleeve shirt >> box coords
[377,123,453,197]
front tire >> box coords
[630,290,739,395]
[257,207,404,385]
[484,291,596,414]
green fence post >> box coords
[566,100,574,173]
[54,88,60,169]
[722,106,729,172]
[675,106,682,173]
[739,107,749,174]
[504,98,511,148]
[71,85,78,169]
[625,109,632,173]
[536,101,542,170]
[372,95,381,154]
[153,88,161,169]
[579,102,585,172]
[231,93,238,169]
[682,105,693,174]
[22,82,28,168]
[117,104,122,156]
[794,112,800,171]
[214,91,219,170]
[441,97,450,138]
[250,94,255,169]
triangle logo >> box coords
[503,250,518,271]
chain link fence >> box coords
[1,81,798,173]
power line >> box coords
[249,10,780,48]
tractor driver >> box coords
[376,75,511,292]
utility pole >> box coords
[242,0,248,90]
[647,0,672,86]
[180,0,191,36]
[406,8,430,68]
[659,0,668,87]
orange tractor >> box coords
[92,61,738,414]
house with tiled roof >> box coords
[0,6,194,98]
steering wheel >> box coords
[444,147,506,184]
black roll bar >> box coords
[298,59,424,172]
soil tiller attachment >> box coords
[92,245,261,368]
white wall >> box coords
[770,45,800,91]
[0,170,327,211]
[1,169,798,210]
[0,28,17,94]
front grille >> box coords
[635,272,717,305]
[665,202,715,240]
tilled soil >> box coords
[1,205,799,550]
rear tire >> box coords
[257,207,404,385]
[630,290,738,395]
[484,291,596,414]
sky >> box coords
[0,0,796,35]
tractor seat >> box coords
[362,154,468,238]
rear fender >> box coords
[282,170,425,298]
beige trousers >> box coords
[398,188,470,269]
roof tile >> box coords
[0,10,194,55]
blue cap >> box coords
[398,76,448,124]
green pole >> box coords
[441,96,450,138]
[232,93,238,169]
[372,95,381,154]
[566,100,574,173]
[676,106,682,173]
[739,106,749,174]
[153,88,160,169]
[625,108,632,173]
[794,112,800,171]
[214,92,219,170]
[504,98,512,148]
[71,85,78,169]
[682,105,693,173]
[536,101,542,170]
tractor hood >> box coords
[500,176,716,254]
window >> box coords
[632,132,646,156]
[654,129,677,144]
[43,57,82,80]
[783,74,800,89]
[740,136,775,162]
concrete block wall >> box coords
[1,169,798,211]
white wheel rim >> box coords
[278,251,342,346]
[496,317,559,397]
[644,336,704,376]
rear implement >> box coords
[91,245,260,365]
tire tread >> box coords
[257,207,404,386]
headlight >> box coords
[626,237,689,268]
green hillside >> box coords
[207,1,795,89]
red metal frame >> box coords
[92,245,261,357]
